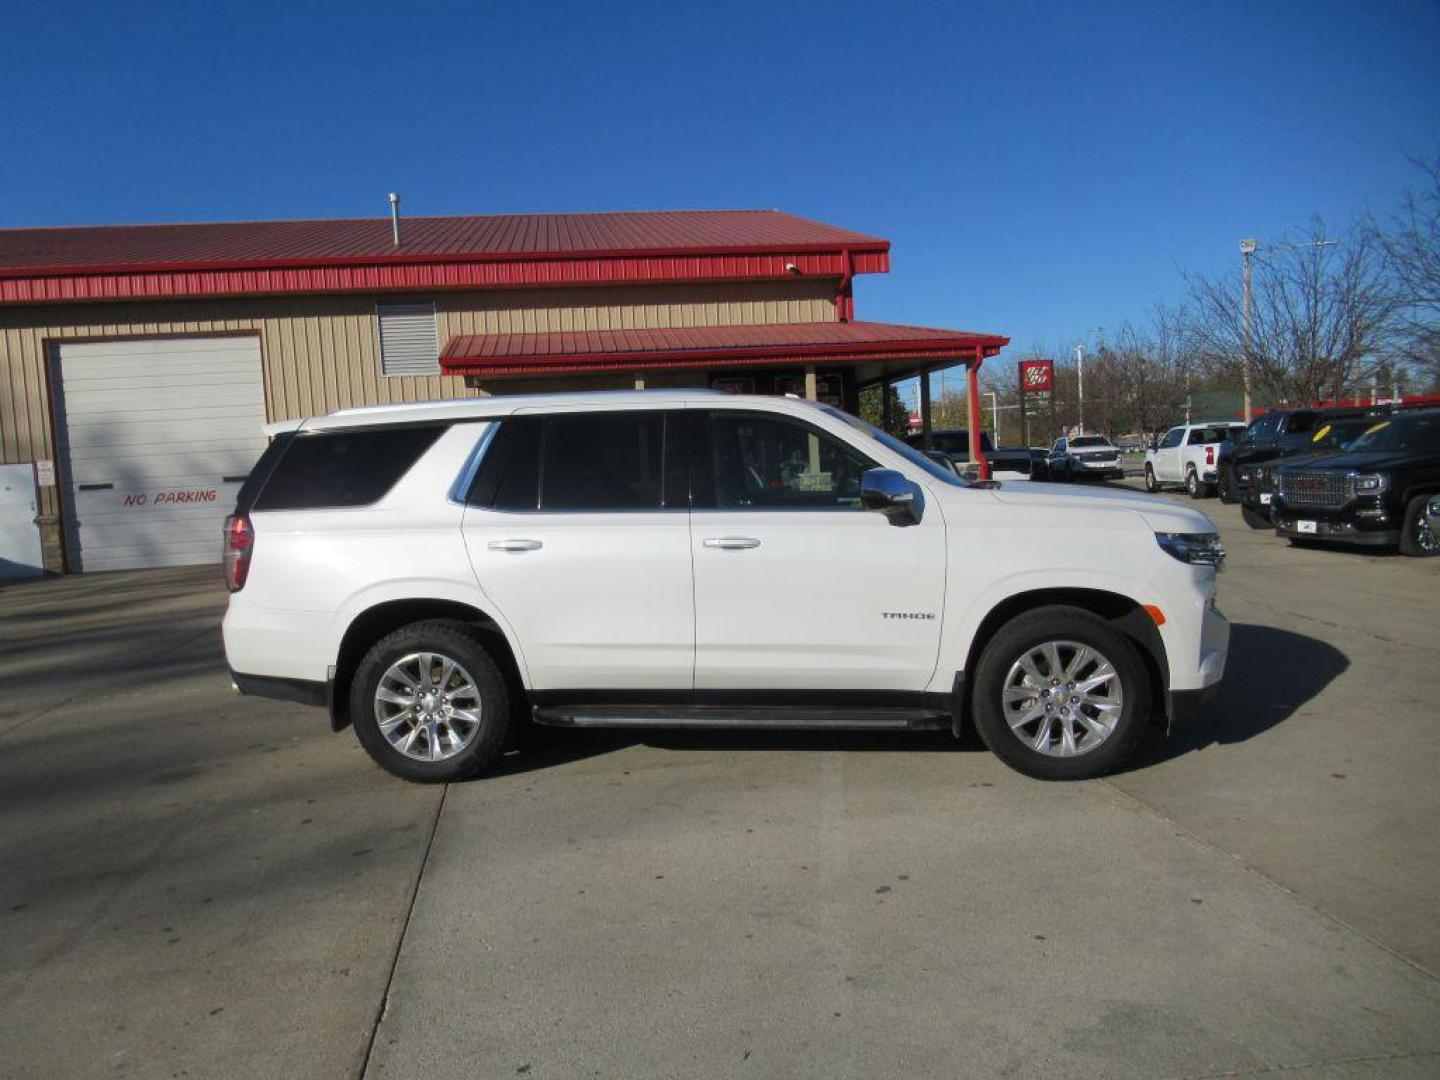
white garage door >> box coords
[53,336,268,572]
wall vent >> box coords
[377,302,439,376]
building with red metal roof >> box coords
[0,207,1006,574]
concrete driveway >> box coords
[2,494,1438,1080]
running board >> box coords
[532,704,950,731]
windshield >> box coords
[1069,436,1112,448]
[1311,417,1377,449]
[819,405,969,487]
[1344,414,1440,454]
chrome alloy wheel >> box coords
[374,652,483,762]
[1418,496,1440,554]
[1002,640,1124,757]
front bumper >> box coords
[1073,459,1125,478]
[1272,499,1399,546]
[1168,682,1221,727]
[1274,516,1399,546]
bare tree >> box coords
[1184,217,1395,405]
[1376,154,1440,389]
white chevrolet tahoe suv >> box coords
[223,391,1228,783]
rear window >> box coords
[1188,427,1234,445]
[252,424,446,511]
[1069,436,1111,448]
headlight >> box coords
[1352,473,1388,494]
[1155,531,1226,569]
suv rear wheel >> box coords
[1185,466,1204,498]
[1399,494,1440,558]
[351,620,510,782]
[971,606,1151,781]
[1143,465,1159,493]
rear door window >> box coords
[468,411,675,512]
[252,424,447,511]
[540,412,664,510]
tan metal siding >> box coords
[0,279,835,571]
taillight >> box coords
[223,514,254,592]
[1205,446,1215,465]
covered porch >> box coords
[439,320,1009,473]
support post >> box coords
[633,373,646,390]
[803,365,818,401]
[919,368,932,449]
[967,356,988,480]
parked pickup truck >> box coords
[222,392,1228,784]
[1272,407,1440,556]
[1144,422,1246,498]
[1238,410,1384,528]
[1223,406,1371,503]
[905,429,1042,480]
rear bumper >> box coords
[230,669,329,709]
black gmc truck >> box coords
[1271,408,1440,556]
[1239,410,1386,528]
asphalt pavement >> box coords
[1,489,1437,1080]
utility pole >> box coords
[1074,344,1085,434]
[1240,238,1256,424]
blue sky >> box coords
[3,0,1437,354]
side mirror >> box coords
[861,468,924,526]
[1148,438,1159,452]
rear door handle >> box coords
[702,536,762,550]
[487,539,543,552]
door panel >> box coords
[692,508,947,690]
[689,408,946,691]
[464,510,693,690]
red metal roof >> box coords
[440,321,1009,379]
[0,210,889,305]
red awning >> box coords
[440,321,1009,379]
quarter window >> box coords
[253,424,446,510]
[699,411,875,510]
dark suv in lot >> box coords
[1239,410,1384,529]
[1271,408,1440,556]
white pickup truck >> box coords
[222,391,1229,784]
[1144,422,1246,498]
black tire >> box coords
[970,605,1152,781]
[1143,465,1159,493]
[1185,467,1202,499]
[1240,503,1272,530]
[1219,467,1239,504]
[1398,493,1440,558]
[350,620,510,782]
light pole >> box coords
[1074,343,1085,434]
[987,391,999,438]
[1240,239,1256,423]
[1239,237,1335,423]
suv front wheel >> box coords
[971,606,1151,780]
[351,620,510,782]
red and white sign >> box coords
[1019,359,1054,393]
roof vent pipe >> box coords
[388,192,402,248]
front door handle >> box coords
[702,536,762,550]
[487,538,543,552]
